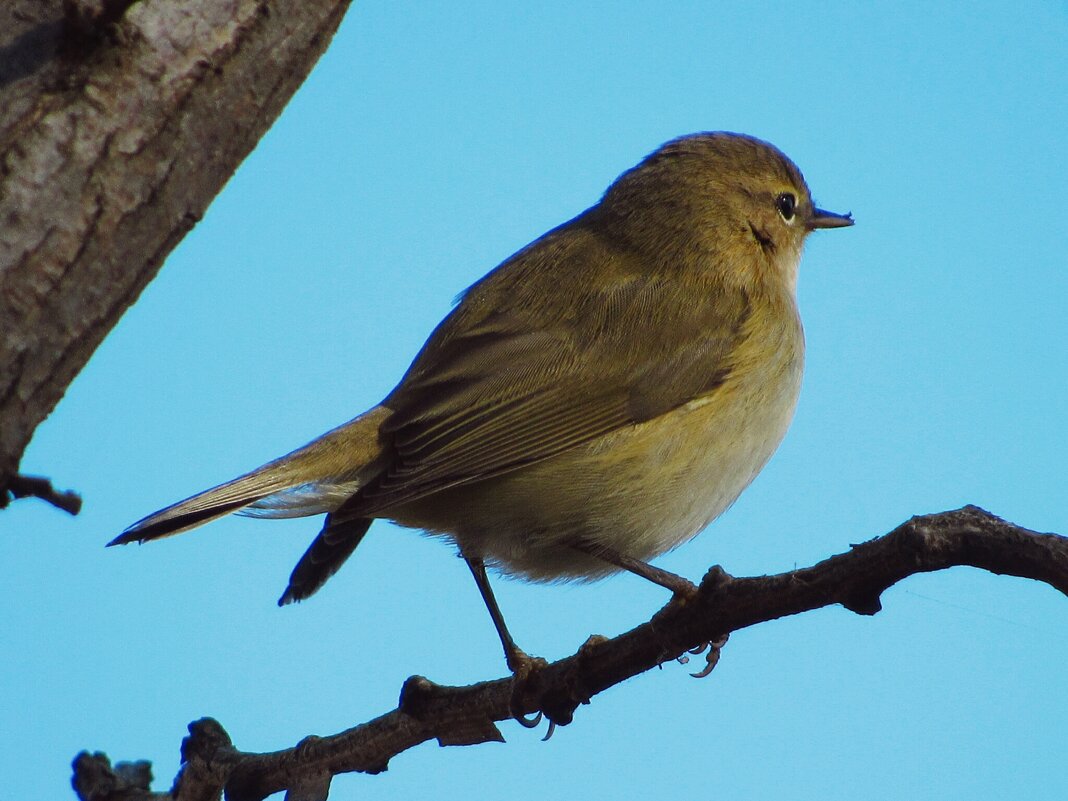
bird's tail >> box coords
[110,406,390,546]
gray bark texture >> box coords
[0,0,351,501]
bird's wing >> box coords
[343,245,752,518]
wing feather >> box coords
[338,222,752,518]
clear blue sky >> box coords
[5,3,1067,799]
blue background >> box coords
[4,3,1067,799]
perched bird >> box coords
[113,132,852,672]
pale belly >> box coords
[391,353,802,583]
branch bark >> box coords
[70,506,1068,801]
[0,0,353,504]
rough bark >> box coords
[70,506,1068,801]
[0,0,353,504]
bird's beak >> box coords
[808,208,854,230]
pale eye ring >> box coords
[775,192,797,222]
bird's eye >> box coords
[775,192,796,222]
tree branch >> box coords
[0,472,82,514]
[71,506,1068,801]
[0,0,353,501]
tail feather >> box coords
[112,503,239,544]
[111,406,389,546]
[109,470,303,545]
[278,515,373,604]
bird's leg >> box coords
[570,541,698,599]
[465,556,536,676]
[465,556,547,728]
[571,542,729,673]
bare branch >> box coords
[71,506,1068,801]
[0,473,82,514]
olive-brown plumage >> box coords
[113,132,852,669]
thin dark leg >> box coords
[465,556,532,674]
[570,541,698,598]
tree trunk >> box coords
[0,0,352,503]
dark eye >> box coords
[775,192,796,222]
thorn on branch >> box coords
[1,473,82,515]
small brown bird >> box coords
[113,132,852,672]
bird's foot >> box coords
[505,645,546,680]
[688,633,729,678]
[505,646,555,735]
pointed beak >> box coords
[808,208,854,230]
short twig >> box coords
[2,474,82,515]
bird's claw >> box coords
[514,709,543,728]
[510,708,557,740]
[690,634,729,678]
[675,641,710,665]
[507,649,554,737]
